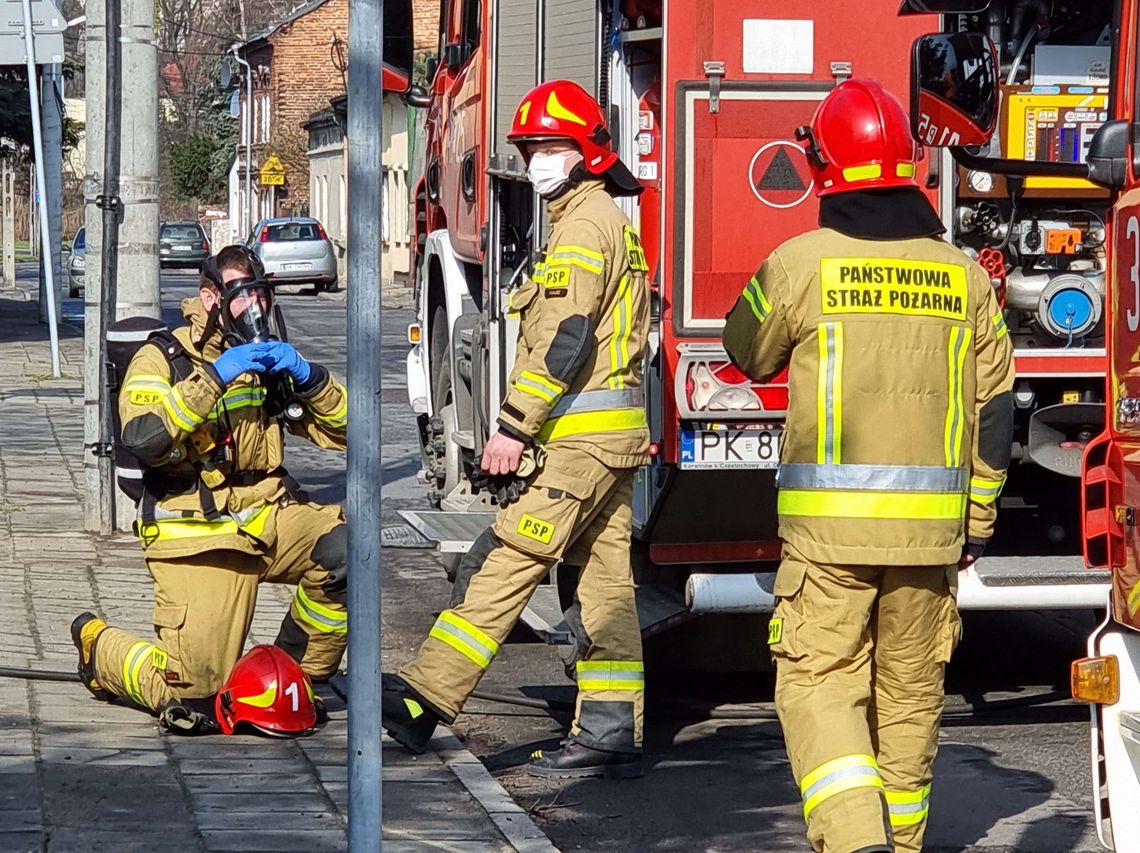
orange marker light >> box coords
[1071,655,1119,704]
[407,324,422,345]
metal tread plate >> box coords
[974,555,1111,587]
[398,510,496,554]
[523,584,690,646]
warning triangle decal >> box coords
[757,148,806,191]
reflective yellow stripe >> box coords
[314,384,349,428]
[992,310,1008,340]
[816,322,844,464]
[126,373,203,432]
[548,244,604,274]
[742,275,773,324]
[841,164,882,183]
[778,489,967,520]
[136,503,274,543]
[515,370,563,404]
[969,475,1005,505]
[538,406,648,442]
[429,611,500,669]
[121,641,153,706]
[236,682,278,708]
[608,274,634,390]
[576,660,645,691]
[1128,580,1140,617]
[943,326,972,467]
[294,586,347,634]
[886,784,932,827]
[896,163,916,178]
[801,754,883,819]
[211,386,267,418]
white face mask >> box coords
[527,151,575,197]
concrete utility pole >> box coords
[2,159,14,287]
[82,0,160,532]
[39,63,63,324]
[346,0,384,846]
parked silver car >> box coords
[246,217,338,293]
[66,226,85,298]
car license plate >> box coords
[282,262,312,271]
[679,426,782,469]
[174,244,192,251]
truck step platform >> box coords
[1121,711,1140,745]
[399,510,496,554]
[974,556,1110,586]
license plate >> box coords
[174,244,192,251]
[282,262,312,271]
[679,426,782,469]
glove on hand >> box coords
[158,701,219,735]
[471,446,546,507]
[259,341,312,385]
[213,342,275,385]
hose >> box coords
[0,666,81,683]
[471,687,1076,721]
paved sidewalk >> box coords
[0,290,556,852]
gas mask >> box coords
[527,151,577,197]
[219,279,287,346]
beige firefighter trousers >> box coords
[93,501,347,711]
[769,543,961,853]
[400,445,645,751]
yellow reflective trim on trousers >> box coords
[538,406,648,442]
[801,753,883,819]
[816,323,844,464]
[429,611,500,669]
[886,784,932,827]
[516,370,563,404]
[992,310,1008,340]
[1128,580,1140,617]
[778,489,967,520]
[742,275,773,324]
[943,326,972,466]
[137,503,274,543]
[122,640,154,706]
[608,274,633,390]
[125,373,202,432]
[576,660,645,691]
[969,475,1005,505]
[294,585,347,634]
[314,384,349,428]
[841,164,882,182]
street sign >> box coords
[259,153,285,186]
[0,28,61,63]
[0,0,64,34]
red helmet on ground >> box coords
[215,645,318,736]
[508,80,617,175]
[795,78,918,198]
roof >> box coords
[236,0,335,52]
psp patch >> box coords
[517,514,556,544]
[130,390,163,405]
[767,617,783,645]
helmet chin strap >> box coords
[543,162,590,201]
[195,303,223,351]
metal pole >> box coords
[231,47,253,237]
[40,64,63,324]
[346,0,383,846]
[20,0,61,377]
[94,0,122,534]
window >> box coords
[73,226,85,249]
[160,223,204,242]
[462,0,481,50]
[260,93,271,143]
[339,175,347,231]
[266,222,321,241]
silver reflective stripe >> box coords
[778,463,968,492]
[889,800,928,816]
[431,618,497,663]
[801,764,881,805]
[106,329,160,342]
[819,322,842,464]
[550,389,644,417]
[117,466,144,480]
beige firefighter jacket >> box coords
[498,179,651,469]
[723,228,1016,566]
[119,296,347,559]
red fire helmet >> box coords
[796,78,919,198]
[214,645,318,737]
[507,80,617,175]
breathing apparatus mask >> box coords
[198,248,288,348]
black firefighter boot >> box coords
[527,738,644,780]
[71,611,113,701]
[381,674,442,754]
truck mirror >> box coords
[384,0,414,89]
[443,41,468,71]
[1086,120,1129,190]
[910,32,998,147]
[406,85,431,110]
[426,55,440,81]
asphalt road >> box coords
[63,272,1108,852]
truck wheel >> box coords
[427,306,459,507]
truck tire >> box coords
[427,306,460,507]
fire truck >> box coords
[399,0,1112,646]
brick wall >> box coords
[413,0,439,52]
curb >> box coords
[432,729,561,853]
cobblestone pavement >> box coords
[0,280,555,853]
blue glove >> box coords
[213,342,275,385]
[260,341,312,385]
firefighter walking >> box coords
[72,245,349,733]
[383,80,652,779]
[723,80,1015,852]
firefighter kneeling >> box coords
[383,80,652,779]
[72,245,349,734]
[723,80,1015,852]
